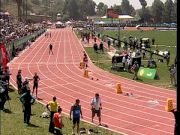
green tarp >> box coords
[137,67,157,79]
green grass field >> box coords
[1,87,121,135]
[84,30,177,89]
[103,30,176,46]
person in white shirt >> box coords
[122,56,126,70]
[91,93,102,125]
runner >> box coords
[83,52,88,68]
[70,99,83,135]
[49,44,53,55]
[91,93,102,125]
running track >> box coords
[8,28,176,135]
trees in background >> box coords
[151,0,164,23]
[1,0,177,23]
[163,0,174,23]
[121,0,135,15]
[96,2,108,16]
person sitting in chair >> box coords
[147,58,157,68]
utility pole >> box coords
[0,0,2,12]
[25,0,27,21]
[118,19,120,46]
[49,0,54,20]
[22,0,25,21]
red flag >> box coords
[107,9,119,18]
[0,43,7,69]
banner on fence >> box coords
[0,43,7,68]
[137,67,157,79]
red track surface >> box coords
[8,28,176,135]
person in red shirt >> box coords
[53,107,64,135]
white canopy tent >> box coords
[56,21,63,25]
[57,13,61,16]
[96,21,105,24]
[65,21,72,24]
[101,15,134,19]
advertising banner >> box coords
[137,67,157,79]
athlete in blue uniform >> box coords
[70,99,83,135]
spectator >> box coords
[32,72,40,98]
[127,56,132,72]
[152,38,155,45]
[141,48,146,59]
[99,42,104,53]
[122,56,126,71]
[97,33,100,38]
[170,108,178,135]
[46,96,59,133]
[53,107,64,135]
[91,93,102,125]
[0,84,7,110]
[49,44,53,55]
[131,61,139,80]
[3,66,11,88]
[21,77,30,94]
[147,58,157,68]
[93,42,98,53]
[169,64,176,86]
[107,39,111,51]
[16,69,22,94]
[70,99,83,135]
[20,90,35,124]
[165,51,170,66]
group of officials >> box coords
[16,69,40,124]
[46,93,102,135]
[15,67,102,135]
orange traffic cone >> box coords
[165,98,174,112]
[116,83,122,94]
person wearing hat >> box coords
[91,93,102,125]
[16,70,22,94]
[20,89,35,124]
[46,96,59,133]
[70,99,83,135]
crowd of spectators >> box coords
[0,13,46,61]
[0,19,44,44]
